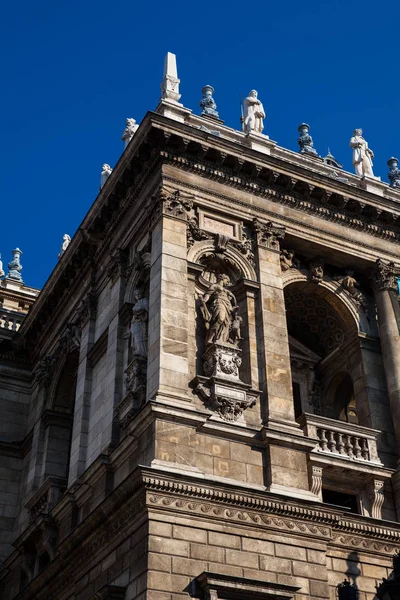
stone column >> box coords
[146,190,190,402]
[68,293,97,484]
[253,219,297,429]
[254,220,313,499]
[371,259,400,515]
[371,259,400,458]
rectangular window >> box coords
[322,488,359,513]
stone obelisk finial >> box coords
[160,52,181,103]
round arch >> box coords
[282,269,371,336]
[187,240,257,282]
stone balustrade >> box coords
[299,413,381,465]
[0,309,24,332]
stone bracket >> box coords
[194,375,258,423]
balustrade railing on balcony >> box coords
[0,309,24,332]
[298,413,381,465]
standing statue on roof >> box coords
[242,90,265,134]
[0,254,4,278]
[58,234,71,258]
[349,129,374,177]
[100,164,113,189]
[122,118,139,148]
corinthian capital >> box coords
[370,258,398,292]
[252,219,285,250]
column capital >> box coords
[149,188,193,226]
[370,258,398,292]
[252,218,285,251]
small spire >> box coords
[6,248,23,282]
[160,52,181,103]
[323,148,342,169]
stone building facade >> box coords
[2,57,400,600]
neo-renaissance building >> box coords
[2,53,400,600]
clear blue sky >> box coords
[1,0,399,289]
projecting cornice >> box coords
[19,111,400,349]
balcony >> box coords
[298,413,382,466]
[0,308,24,333]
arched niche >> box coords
[188,240,257,283]
[282,269,370,336]
[283,276,367,423]
[190,244,255,388]
[42,349,79,482]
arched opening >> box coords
[330,372,357,424]
[284,281,359,421]
[42,349,79,482]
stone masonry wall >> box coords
[146,513,392,600]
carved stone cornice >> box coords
[370,258,398,292]
[252,218,285,250]
[159,148,400,244]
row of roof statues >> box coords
[98,88,400,190]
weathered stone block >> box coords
[241,538,274,555]
[208,531,240,549]
[292,561,327,580]
[148,537,189,557]
[225,549,259,568]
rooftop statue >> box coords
[298,123,319,156]
[388,157,400,188]
[58,234,71,258]
[6,248,23,282]
[349,129,374,177]
[0,254,4,278]
[200,85,219,119]
[122,118,139,148]
[243,90,265,135]
[100,164,113,189]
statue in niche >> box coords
[129,288,149,356]
[201,274,240,346]
[242,90,265,134]
[349,129,374,177]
